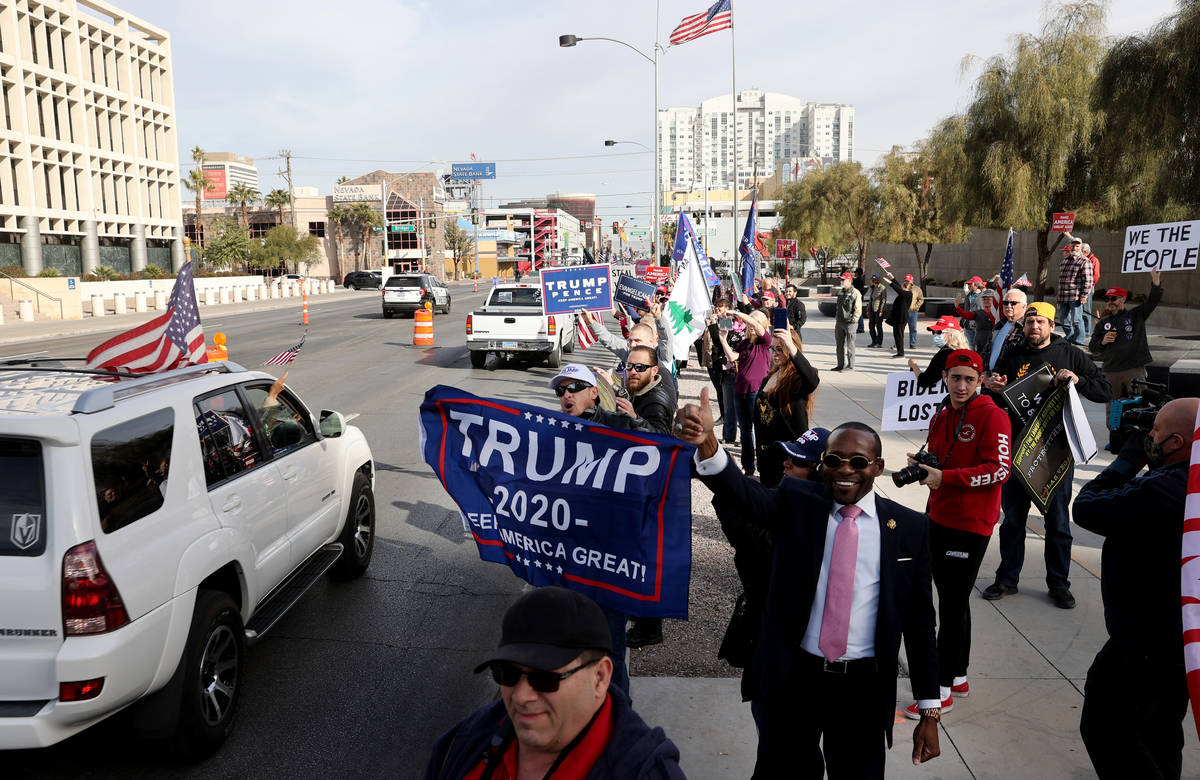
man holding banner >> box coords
[1073,397,1197,780]
[982,302,1111,609]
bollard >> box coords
[259,284,269,300]
[233,286,243,303]
[281,282,292,298]
[413,301,434,346]
[219,287,230,305]
[91,295,106,317]
[325,279,333,293]
[134,291,147,312]
[153,290,167,310]
[270,284,279,299]
[114,294,127,315]
[473,277,478,293]
[0,303,3,324]
[246,285,257,302]
[19,300,34,321]
[301,290,309,325]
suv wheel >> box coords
[382,310,394,319]
[173,590,244,760]
[346,283,356,291]
[330,472,375,580]
[442,298,451,315]
[546,338,562,368]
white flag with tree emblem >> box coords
[665,234,712,363]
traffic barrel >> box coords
[301,290,310,325]
[473,277,478,292]
[206,332,229,361]
[413,302,434,346]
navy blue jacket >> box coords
[699,459,939,747]
[423,686,685,779]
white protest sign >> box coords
[1121,219,1200,273]
[881,372,948,431]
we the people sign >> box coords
[880,372,948,431]
[419,386,694,617]
[1121,220,1200,273]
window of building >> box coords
[91,408,174,534]
[250,221,275,239]
[308,221,326,238]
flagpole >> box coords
[730,4,738,268]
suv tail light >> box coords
[466,313,473,335]
[548,318,557,336]
[62,541,129,636]
[60,678,105,702]
[420,287,428,297]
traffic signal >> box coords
[471,208,479,226]
[612,221,620,235]
[429,216,436,230]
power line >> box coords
[289,151,650,164]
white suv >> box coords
[0,360,375,758]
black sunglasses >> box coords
[489,657,601,693]
[1001,300,1021,306]
[554,381,592,397]
[821,452,881,470]
[1105,296,1121,302]
[626,362,654,373]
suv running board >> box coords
[244,543,343,645]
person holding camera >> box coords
[982,302,1112,609]
[898,349,1011,719]
[1073,396,1198,780]
[1088,270,1163,421]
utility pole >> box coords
[278,149,297,230]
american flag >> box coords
[575,313,598,350]
[263,332,307,366]
[986,228,1016,326]
[670,0,733,45]
[875,257,891,269]
[1183,403,1200,739]
[86,262,207,374]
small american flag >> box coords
[875,257,891,269]
[575,313,598,350]
[86,262,206,374]
[670,0,733,45]
[987,228,1016,325]
[263,332,307,366]
[1182,403,1200,739]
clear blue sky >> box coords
[116,0,1180,229]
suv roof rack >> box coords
[74,361,249,414]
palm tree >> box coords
[326,205,351,277]
[264,188,291,228]
[227,182,261,228]
[348,202,382,270]
[182,146,208,249]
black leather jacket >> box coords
[631,375,677,437]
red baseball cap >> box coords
[945,349,983,374]
[968,275,984,285]
[762,291,777,302]
[1104,287,1128,299]
[927,315,963,332]
[904,274,914,282]
[840,272,853,280]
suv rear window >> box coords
[0,438,46,556]
[385,276,422,288]
[92,408,174,534]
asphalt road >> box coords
[5,286,580,779]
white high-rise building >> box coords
[658,90,855,192]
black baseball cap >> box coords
[473,587,612,673]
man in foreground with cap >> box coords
[1089,270,1163,419]
[834,272,862,372]
[900,350,1010,718]
[983,302,1111,609]
[424,587,685,779]
[866,274,887,348]
[1058,237,1093,345]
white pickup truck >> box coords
[465,284,576,369]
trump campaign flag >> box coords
[86,262,206,374]
[671,212,719,287]
[419,386,694,617]
[1182,404,1200,738]
[739,195,759,294]
[666,232,713,363]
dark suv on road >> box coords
[342,270,382,290]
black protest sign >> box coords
[1000,365,1054,424]
[1010,381,1074,512]
[613,273,656,311]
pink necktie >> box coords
[819,505,862,662]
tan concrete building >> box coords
[0,0,184,276]
[335,170,448,278]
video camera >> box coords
[1108,379,1172,452]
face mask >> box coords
[1145,433,1180,467]
[932,333,947,348]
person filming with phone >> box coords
[896,349,1011,719]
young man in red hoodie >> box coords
[902,349,1012,718]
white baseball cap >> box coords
[547,363,597,389]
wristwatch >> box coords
[918,708,942,722]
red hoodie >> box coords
[926,393,1012,536]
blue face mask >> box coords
[933,333,947,348]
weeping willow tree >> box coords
[1090,0,1200,224]
[777,162,878,281]
[947,1,1108,300]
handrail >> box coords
[0,269,65,320]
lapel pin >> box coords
[886,519,897,530]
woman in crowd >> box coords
[908,315,969,389]
[752,325,820,488]
[718,309,772,476]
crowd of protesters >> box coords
[427,241,1194,780]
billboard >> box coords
[332,184,384,204]
[450,162,497,180]
[201,166,227,200]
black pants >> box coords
[707,366,725,418]
[930,522,991,686]
[753,654,886,779]
[891,321,907,355]
[1080,640,1188,780]
[868,310,884,345]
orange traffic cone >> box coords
[414,302,434,346]
[473,277,478,293]
[301,291,309,325]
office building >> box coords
[198,152,259,207]
[0,0,184,277]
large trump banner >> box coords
[418,385,694,617]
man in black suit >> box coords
[675,392,941,778]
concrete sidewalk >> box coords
[632,301,1200,779]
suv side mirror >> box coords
[319,410,345,438]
